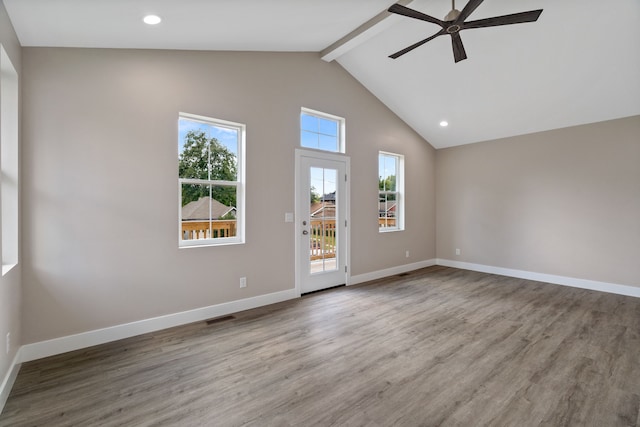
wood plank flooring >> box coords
[1,266,639,426]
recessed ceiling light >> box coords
[143,15,162,25]
[440,121,449,127]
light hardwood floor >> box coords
[1,266,639,426]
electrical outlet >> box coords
[455,248,461,256]
[239,277,247,288]
[405,250,410,258]
[5,332,9,354]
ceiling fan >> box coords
[387,0,543,63]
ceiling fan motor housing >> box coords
[444,9,461,21]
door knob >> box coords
[302,230,309,235]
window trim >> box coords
[378,151,405,233]
[178,112,246,248]
[1,44,19,274]
[300,107,345,154]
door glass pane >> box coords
[309,167,338,274]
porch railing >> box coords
[309,218,396,260]
[310,219,336,260]
[182,218,396,244]
[181,220,236,240]
[378,217,397,228]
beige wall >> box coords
[436,116,640,287]
[0,0,22,399]
[21,48,436,343]
[21,44,637,351]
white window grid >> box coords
[178,112,246,247]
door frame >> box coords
[294,149,351,296]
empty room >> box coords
[0,0,639,425]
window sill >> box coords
[179,239,245,249]
[379,228,404,233]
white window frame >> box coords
[300,107,345,153]
[1,45,19,274]
[378,151,404,233]
[178,112,246,248]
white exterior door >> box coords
[296,150,348,294]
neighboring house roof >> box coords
[322,191,336,202]
[182,197,235,221]
[379,202,396,216]
[311,201,336,219]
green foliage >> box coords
[379,175,396,201]
[379,175,396,191]
[310,185,321,204]
[179,130,237,207]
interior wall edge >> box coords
[0,0,23,418]
[437,258,640,298]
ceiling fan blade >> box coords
[463,9,543,29]
[457,0,485,22]
[450,32,467,63]
[388,4,445,27]
[389,31,444,59]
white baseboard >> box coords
[19,288,298,363]
[16,259,640,365]
[350,259,437,285]
[436,258,640,298]
[0,348,22,415]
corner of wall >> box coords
[0,348,21,415]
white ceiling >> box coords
[4,0,640,148]
[2,0,394,51]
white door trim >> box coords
[295,149,351,296]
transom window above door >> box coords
[300,108,345,153]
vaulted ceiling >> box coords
[4,0,639,148]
